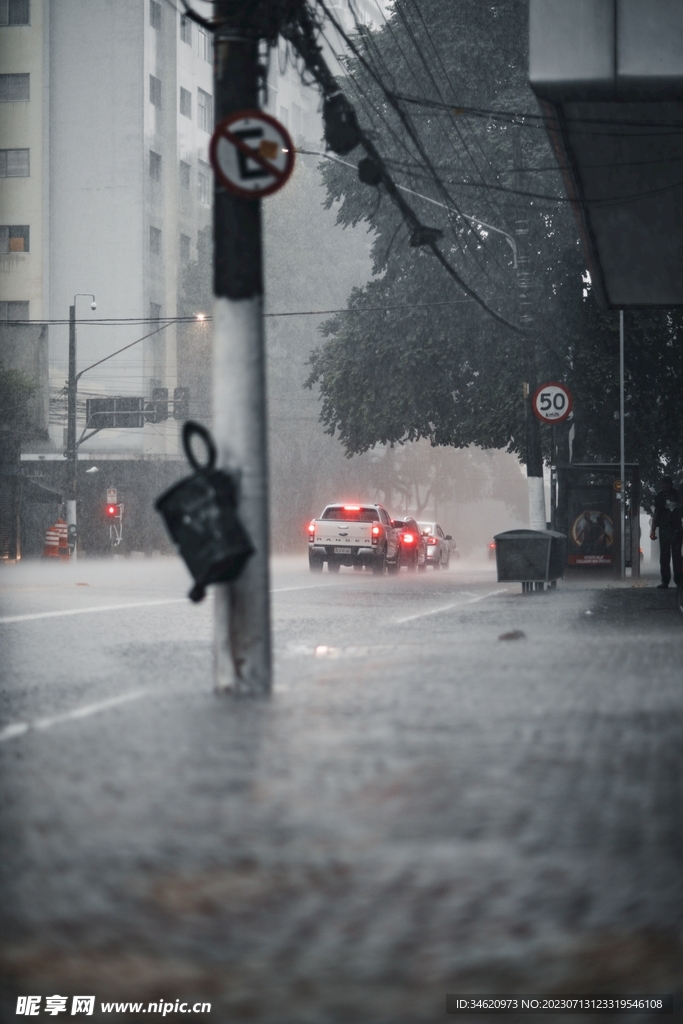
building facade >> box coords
[0,0,214,459]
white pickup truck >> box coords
[308,503,400,574]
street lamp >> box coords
[66,293,97,561]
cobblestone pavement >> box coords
[1,557,682,1022]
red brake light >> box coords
[371,525,381,536]
[403,533,414,543]
[308,521,316,533]
[489,542,496,549]
[427,536,437,545]
[344,504,361,511]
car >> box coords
[308,502,400,573]
[392,517,427,571]
[417,521,454,569]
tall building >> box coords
[0,0,214,459]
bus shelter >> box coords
[556,464,641,578]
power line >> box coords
[14,299,479,328]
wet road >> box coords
[1,556,682,1022]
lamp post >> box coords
[66,293,96,560]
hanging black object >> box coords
[358,156,382,186]
[155,422,255,603]
[409,225,443,247]
[323,93,361,155]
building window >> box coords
[0,74,29,102]
[149,226,161,255]
[198,161,211,205]
[197,88,212,133]
[149,74,162,108]
[179,86,191,118]
[179,160,191,190]
[0,225,29,252]
[0,300,29,320]
[149,150,161,181]
[0,149,29,176]
[0,0,30,26]
[197,25,212,62]
[150,302,161,320]
[179,233,191,263]
[150,0,161,29]
[180,14,191,44]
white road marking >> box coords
[0,690,146,744]
[272,584,333,593]
[0,599,186,625]
[0,587,333,624]
[395,589,508,623]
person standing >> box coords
[650,475,682,588]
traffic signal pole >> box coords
[212,3,272,694]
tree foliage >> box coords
[305,0,683,505]
[0,361,36,428]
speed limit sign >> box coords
[531,382,573,423]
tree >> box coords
[0,361,36,428]
[305,0,683,507]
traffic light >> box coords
[105,503,119,518]
[145,387,168,423]
[173,386,190,421]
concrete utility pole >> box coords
[513,134,545,531]
[212,2,271,694]
[66,293,96,561]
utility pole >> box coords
[513,133,545,531]
[212,1,271,694]
[66,293,96,560]
[66,304,78,559]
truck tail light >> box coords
[308,521,315,542]
[402,533,414,544]
[427,536,437,545]
[372,524,380,545]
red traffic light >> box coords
[106,504,118,516]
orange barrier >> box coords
[42,524,59,558]
[55,518,70,561]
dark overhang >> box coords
[529,0,683,308]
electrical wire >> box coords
[315,0,507,286]
[400,0,503,187]
[342,0,501,276]
[345,1,502,274]
[388,0,504,212]
[392,92,683,135]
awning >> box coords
[530,0,683,308]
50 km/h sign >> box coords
[532,382,573,424]
[209,110,295,199]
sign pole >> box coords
[620,309,625,580]
[212,4,271,694]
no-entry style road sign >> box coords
[209,110,295,199]
[532,381,573,424]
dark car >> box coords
[417,521,454,569]
[392,517,427,571]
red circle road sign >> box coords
[209,110,295,199]
[531,382,573,423]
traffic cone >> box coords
[55,518,70,561]
[42,523,60,558]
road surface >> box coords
[1,556,682,1022]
